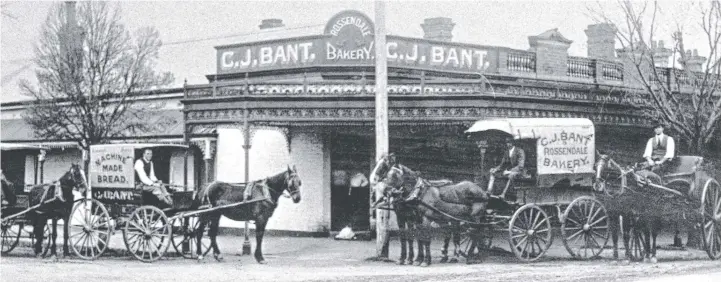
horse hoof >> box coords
[449,258,459,263]
[643,257,650,263]
[257,260,267,265]
[214,254,224,262]
[413,261,422,266]
[405,260,413,265]
[623,260,631,265]
[396,260,406,265]
[44,255,58,263]
[439,257,448,263]
[651,257,658,264]
[197,255,205,262]
[420,262,429,267]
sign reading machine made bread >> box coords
[90,145,135,189]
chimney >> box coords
[680,49,706,72]
[259,19,284,30]
[528,28,573,77]
[421,17,455,42]
[648,40,672,67]
[585,23,616,60]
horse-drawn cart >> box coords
[70,143,270,262]
[1,143,52,255]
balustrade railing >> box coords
[600,61,623,81]
[507,51,536,72]
[567,57,595,79]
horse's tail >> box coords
[192,181,214,209]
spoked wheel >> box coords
[459,227,493,264]
[170,216,211,259]
[69,198,112,260]
[508,204,553,262]
[561,196,610,260]
[701,179,721,260]
[1,219,22,254]
[123,206,171,263]
[627,226,646,262]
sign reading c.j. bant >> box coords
[90,146,135,189]
[536,129,595,175]
[215,10,496,75]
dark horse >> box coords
[595,154,666,263]
[29,164,88,260]
[372,154,489,266]
[194,165,302,263]
[370,154,463,265]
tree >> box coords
[19,2,173,159]
[589,0,721,156]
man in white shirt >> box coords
[134,148,172,207]
[643,122,675,171]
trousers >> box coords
[137,183,173,207]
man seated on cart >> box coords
[134,148,173,208]
[489,136,526,199]
[642,122,675,174]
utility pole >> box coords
[374,0,390,260]
[242,105,252,255]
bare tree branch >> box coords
[21,2,173,152]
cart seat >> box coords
[660,156,703,180]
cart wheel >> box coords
[459,227,493,264]
[561,196,610,260]
[508,204,553,262]
[170,216,211,259]
[701,179,721,260]
[123,206,171,263]
[68,198,112,260]
[1,219,22,254]
[627,226,646,262]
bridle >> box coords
[66,165,88,193]
[284,171,301,199]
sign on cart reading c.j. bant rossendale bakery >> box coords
[535,127,595,175]
[90,145,135,189]
[215,10,496,75]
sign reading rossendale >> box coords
[216,10,496,75]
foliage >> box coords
[19,2,173,150]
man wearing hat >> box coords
[643,122,675,171]
[490,136,526,199]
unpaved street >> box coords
[2,233,721,282]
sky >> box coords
[0,0,700,103]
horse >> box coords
[193,165,302,263]
[370,153,464,265]
[595,154,665,263]
[28,164,88,260]
[1,171,17,207]
[375,158,489,266]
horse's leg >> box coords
[195,215,209,261]
[622,216,632,263]
[33,217,45,258]
[398,221,407,265]
[254,220,267,264]
[650,220,659,263]
[48,218,58,261]
[440,233,450,263]
[63,211,70,257]
[610,214,619,260]
[208,214,223,262]
[406,224,415,265]
[414,238,424,266]
[450,231,460,263]
[420,240,431,267]
[642,221,652,263]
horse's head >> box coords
[62,164,88,194]
[370,152,397,185]
[595,154,609,183]
[284,165,302,203]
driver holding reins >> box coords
[642,122,675,171]
[134,148,173,207]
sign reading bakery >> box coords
[216,10,497,74]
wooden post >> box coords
[374,0,391,260]
[242,106,252,256]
